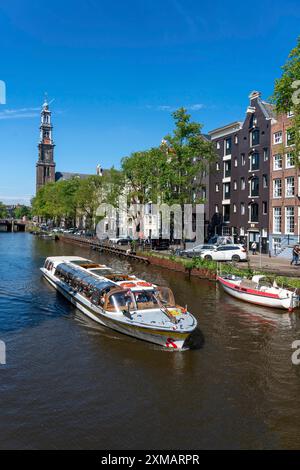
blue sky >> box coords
[0,0,299,204]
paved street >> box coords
[245,253,300,277]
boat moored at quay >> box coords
[218,274,300,311]
[41,256,197,349]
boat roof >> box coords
[46,256,155,291]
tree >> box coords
[76,175,106,230]
[273,37,300,162]
[161,107,216,206]
[13,205,31,219]
[0,201,7,218]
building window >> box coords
[223,183,230,200]
[273,154,282,170]
[233,180,237,190]
[251,129,260,146]
[241,203,245,215]
[286,152,295,168]
[273,207,282,234]
[285,176,295,197]
[241,153,246,166]
[241,177,245,190]
[250,176,259,197]
[263,174,268,188]
[233,204,237,213]
[285,207,295,234]
[223,205,230,222]
[216,141,220,149]
[273,131,283,144]
[250,152,259,171]
[216,162,220,171]
[215,204,219,213]
[262,201,267,215]
[215,183,219,192]
[263,148,269,161]
[225,137,232,156]
[273,179,282,198]
[250,203,259,222]
[234,135,238,144]
[286,129,295,146]
[224,161,231,177]
[234,158,237,167]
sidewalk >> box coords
[244,253,300,277]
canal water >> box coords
[1,233,300,449]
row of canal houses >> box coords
[206,90,298,258]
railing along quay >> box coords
[60,234,150,264]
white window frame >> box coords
[273,154,282,170]
[273,131,282,145]
[286,152,295,168]
[273,207,281,234]
[285,177,295,197]
[285,207,295,234]
[273,179,282,198]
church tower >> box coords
[36,98,56,193]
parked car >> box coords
[176,244,215,258]
[208,235,234,245]
[150,239,170,251]
[200,244,247,262]
[110,236,133,245]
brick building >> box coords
[269,111,299,257]
[208,91,275,252]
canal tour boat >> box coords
[217,274,300,311]
[41,256,197,349]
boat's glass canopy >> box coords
[56,263,115,292]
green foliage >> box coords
[272,37,300,163]
[31,171,118,228]
[0,201,8,218]
[121,108,216,206]
[13,205,31,219]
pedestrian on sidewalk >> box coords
[290,245,299,265]
[251,241,257,255]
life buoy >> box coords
[120,282,136,288]
[136,281,152,287]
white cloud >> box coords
[146,103,205,112]
[0,107,40,120]
[0,195,32,205]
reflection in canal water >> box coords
[1,234,300,449]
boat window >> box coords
[155,286,176,307]
[132,290,159,310]
[105,290,135,312]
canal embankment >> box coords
[58,234,300,289]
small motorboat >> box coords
[41,256,197,349]
[217,274,299,311]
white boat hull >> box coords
[42,269,191,349]
[219,277,299,310]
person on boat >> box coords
[290,245,299,266]
[251,241,257,255]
